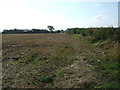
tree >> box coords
[14,28,17,31]
[47,25,55,32]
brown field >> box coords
[2,34,107,88]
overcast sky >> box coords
[0,0,119,31]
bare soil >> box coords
[2,34,106,88]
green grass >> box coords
[69,34,93,44]
[99,81,118,88]
[69,34,81,39]
[95,57,119,88]
[97,62,118,77]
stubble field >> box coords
[2,34,107,88]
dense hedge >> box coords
[65,27,120,42]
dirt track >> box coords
[2,34,106,88]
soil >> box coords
[2,33,106,88]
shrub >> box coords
[65,27,119,42]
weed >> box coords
[99,81,119,88]
[94,57,119,88]
[53,54,65,60]
[37,75,53,83]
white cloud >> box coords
[89,15,106,22]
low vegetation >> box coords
[2,27,119,88]
[37,75,53,83]
[65,27,119,88]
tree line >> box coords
[2,26,63,34]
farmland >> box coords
[2,33,119,88]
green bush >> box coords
[111,29,120,41]
[65,27,119,42]
[38,75,53,83]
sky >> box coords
[118,1,120,27]
[0,0,119,31]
